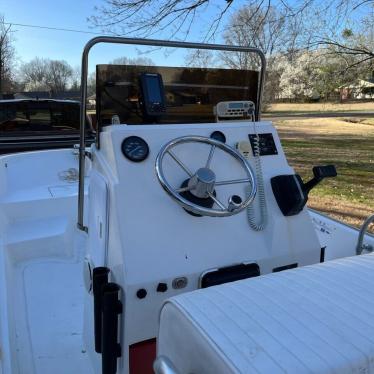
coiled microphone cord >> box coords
[246,123,267,231]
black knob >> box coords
[136,288,147,299]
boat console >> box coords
[79,38,324,373]
[85,119,322,346]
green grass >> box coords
[265,110,373,115]
[281,138,374,206]
[274,118,374,229]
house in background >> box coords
[340,78,374,100]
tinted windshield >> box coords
[0,101,80,134]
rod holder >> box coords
[93,267,110,353]
[102,282,122,374]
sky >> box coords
[2,0,223,73]
[3,0,371,74]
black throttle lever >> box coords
[271,165,337,216]
[303,165,337,194]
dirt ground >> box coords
[268,102,374,113]
[273,117,374,232]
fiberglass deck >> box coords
[11,250,93,374]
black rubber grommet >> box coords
[136,289,147,299]
[157,283,168,293]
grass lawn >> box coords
[268,102,374,114]
[273,117,374,232]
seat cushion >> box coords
[157,254,374,374]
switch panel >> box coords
[248,133,278,156]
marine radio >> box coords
[214,100,255,121]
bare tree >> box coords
[89,0,303,40]
[89,0,235,40]
[315,11,374,70]
[89,0,373,39]
[217,5,302,103]
[20,58,73,93]
[90,0,373,68]
[87,71,96,96]
[0,15,15,93]
[70,66,81,91]
[19,57,49,91]
[45,60,73,92]
[184,49,218,68]
[110,56,155,65]
[222,5,300,67]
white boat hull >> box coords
[0,141,372,374]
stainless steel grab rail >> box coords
[356,214,374,255]
[153,356,179,374]
[77,36,267,231]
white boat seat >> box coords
[157,254,374,374]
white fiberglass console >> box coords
[84,120,321,372]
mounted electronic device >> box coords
[214,100,255,122]
[138,72,166,122]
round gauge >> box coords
[210,131,226,143]
[121,136,149,162]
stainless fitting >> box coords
[228,195,243,212]
[188,168,216,198]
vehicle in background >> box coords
[0,99,95,154]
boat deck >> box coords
[12,248,93,374]
[0,149,93,374]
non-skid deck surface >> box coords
[15,259,93,374]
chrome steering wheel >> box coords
[155,136,257,217]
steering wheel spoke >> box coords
[215,178,251,186]
[205,145,216,168]
[176,185,193,193]
[166,150,193,177]
[208,192,226,211]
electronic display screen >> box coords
[145,75,162,103]
[229,102,244,109]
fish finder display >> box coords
[146,75,162,103]
[138,73,166,120]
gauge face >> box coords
[210,131,226,143]
[121,136,149,162]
